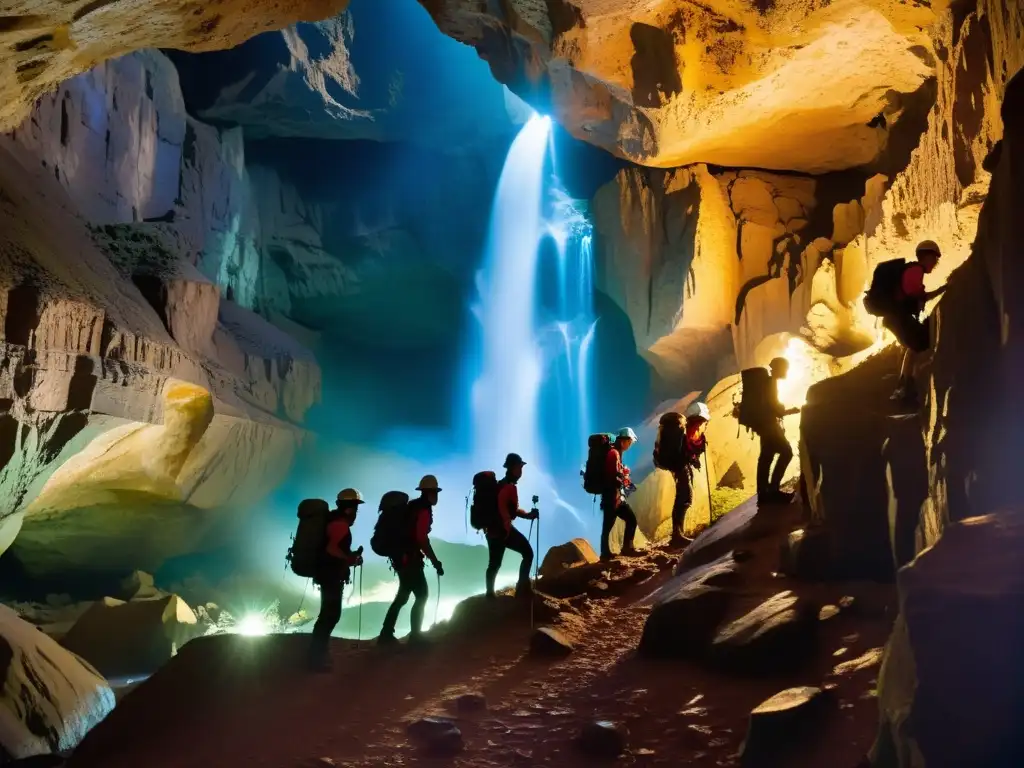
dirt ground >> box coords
[67,498,895,768]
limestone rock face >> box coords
[170,1,522,145]
[593,165,831,398]
[420,0,935,172]
[0,604,115,761]
[0,0,351,133]
[0,51,321,576]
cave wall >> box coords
[0,50,321,578]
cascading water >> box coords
[467,114,597,537]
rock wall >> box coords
[0,50,322,577]
[419,0,936,172]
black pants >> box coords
[671,466,693,538]
[486,526,534,594]
[381,562,428,638]
[757,420,793,495]
[883,310,929,353]
[600,494,637,557]
[310,578,343,657]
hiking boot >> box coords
[620,545,641,557]
[515,580,533,599]
[377,632,399,647]
[600,552,616,562]
[485,591,498,601]
[669,534,690,549]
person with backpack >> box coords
[484,453,539,600]
[754,357,800,505]
[378,475,444,648]
[661,402,710,547]
[599,427,640,561]
[308,488,365,671]
[866,240,946,406]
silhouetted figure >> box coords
[600,428,640,560]
[755,358,799,505]
[485,453,539,600]
[666,402,710,546]
[378,475,443,647]
[308,489,364,671]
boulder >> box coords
[0,605,114,761]
[740,686,835,766]
[406,717,463,756]
[451,693,486,714]
[529,627,573,658]
[61,595,201,679]
[639,553,738,659]
[778,527,833,581]
[710,591,818,675]
[578,721,627,759]
[118,572,163,602]
[676,496,762,573]
[539,539,599,579]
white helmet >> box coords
[617,427,639,443]
[685,402,711,422]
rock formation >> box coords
[0,0,351,133]
[0,603,114,761]
[419,0,936,172]
[0,50,321,577]
[167,0,524,145]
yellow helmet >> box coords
[336,488,364,505]
[416,475,442,492]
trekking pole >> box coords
[357,565,363,643]
[704,440,714,528]
[434,570,441,629]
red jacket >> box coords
[496,481,520,535]
[399,499,433,566]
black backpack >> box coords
[582,433,614,495]
[286,499,330,578]
[370,491,412,558]
[653,412,684,471]
[737,367,773,430]
[470,471,502,531]
[863,258,907,316]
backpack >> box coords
[286,498,330,578]
[737,367,773,430]
[863,258,907,316]
[582,433,614,495]
[470,471,502,531]
[370,490,412,559]
[653,412,684,471]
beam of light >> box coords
[235,612,272,637]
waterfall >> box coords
[466,114,597,539]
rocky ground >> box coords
[64,493,894,768]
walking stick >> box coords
[704,441,714,528]
[434,570,441,629]
[357,565,363,642]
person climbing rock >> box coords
[863,240,947,406]
[600,427,640,561]
[882,240,946,406]
[755,358,799,505]
[308,488,364,671]
[378,475,443,648]
[485,453,539,600]
[669,402,710,547]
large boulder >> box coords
[538,538,598,579]
[60,596,201,679]
[709,591,818,675]
[421,0,935,173]
[0,605,115,761]
[639,552,737,658]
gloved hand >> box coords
[527,508,539,520]
[691,457,702,470]
[352,555,364,567]
[433,559,445,576]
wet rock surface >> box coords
[577,721,627,759]
[406,717,463,756]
